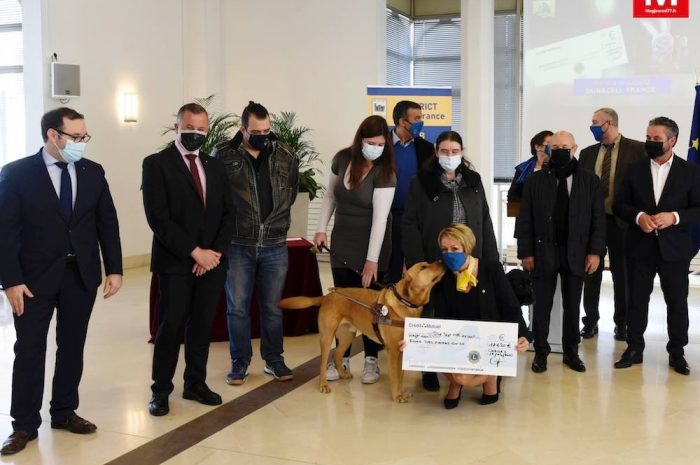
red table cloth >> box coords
[149,238,322,342]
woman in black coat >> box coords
[402,130,500,391]
[433,224,531,409]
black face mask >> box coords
[548,148,571,169]
[246,132,270,151]
[179,131,207,152]
[645,140,665,159]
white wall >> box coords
[23,0,187,259]
[221,0,386,174]
[21,0,387,259]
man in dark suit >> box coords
[0,107,123,455]
[516,131,605,374]
[613,117,700,375]
[142,103,235,416]
[579,108,646,341]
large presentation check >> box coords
[402,318,519,377]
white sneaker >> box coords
[326,361,340,381]
[362,356,380,384]
[326,357,351,381]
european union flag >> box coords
[687,84,700,256]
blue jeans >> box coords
[224,243,288,364]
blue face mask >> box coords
[544,145,552,157]
[442,251,466,272]
[58,140,86,163]
[589,123,606,142]
[409,121,424,138]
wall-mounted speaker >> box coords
[51,63,81,98]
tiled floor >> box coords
[0,265,699,465]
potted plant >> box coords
[270,111,324,238]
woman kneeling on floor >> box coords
[432,224,531,409]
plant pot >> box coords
[288,191,310,239]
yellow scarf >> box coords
[455,256,478,293]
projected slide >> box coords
[522,0,696,159]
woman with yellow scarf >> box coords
[433,224,531,409]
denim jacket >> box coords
[213,131,299,247]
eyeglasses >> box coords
[55,129,92,143]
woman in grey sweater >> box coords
[314,115,397,384]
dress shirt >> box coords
[175,139,207,203]
[635,154,679,226]
[42,148,77,207]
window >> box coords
[385,10,462,132]
[0,0,24,167]
[494,12,519,182]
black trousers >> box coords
[152,264,227,395]
[385,211,404,284]
[583,215,628,328]
[330,267,383,358]
[532,247,584,356]
[11,262,97,433]
[626,241,689,357]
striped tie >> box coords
[600,143,614,199]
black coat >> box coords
[402,158,499,266]
[142,144,236,275]
[0,150,122,293]
[614,156,700,263]
[516,165,606,278]
[432,260,532,340]
[578,135,647,200]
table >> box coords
[149,238,322,342]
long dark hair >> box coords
[347,115,395,189]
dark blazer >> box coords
[613,156,700,263]
[142,144,235,275]
[0,149,122,294]
[403,158,499,266]
[413,136,435,169]
[579,135,646,215]
[432,260,532,340]
[516,164,606,277]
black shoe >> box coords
[614,349,643,368]
[580,324,598,339]
[422,372,440,392]
[443,386,463,410]
[148,394,169,416]
[563,354,586,372]
[183,384,223,406]
[614,326,627,341]
[531,353,548,373]
[50,414,97,434]
[264,361,294,381]
[669,355,690,375]
[1,430,37,455]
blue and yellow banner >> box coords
[367,86,452,143]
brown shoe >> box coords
[1,430,38,455]
[51,414,97,434]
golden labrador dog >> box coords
[279,261,445,402]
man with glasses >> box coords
[214,101,299,385]
[0,107,123,455]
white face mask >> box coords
[438,154,462,172]
[361,143,384,161]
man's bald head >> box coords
[550,131,578,157]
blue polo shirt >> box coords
[392,130,418,211]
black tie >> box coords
[56,162,73,222]
[554,177,569,245]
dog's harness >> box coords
[313,244,422,345]
[330,287,410,345]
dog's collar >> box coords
[387,283,421,309]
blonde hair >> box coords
[438,223,476,255]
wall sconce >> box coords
[122,92,138,123]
